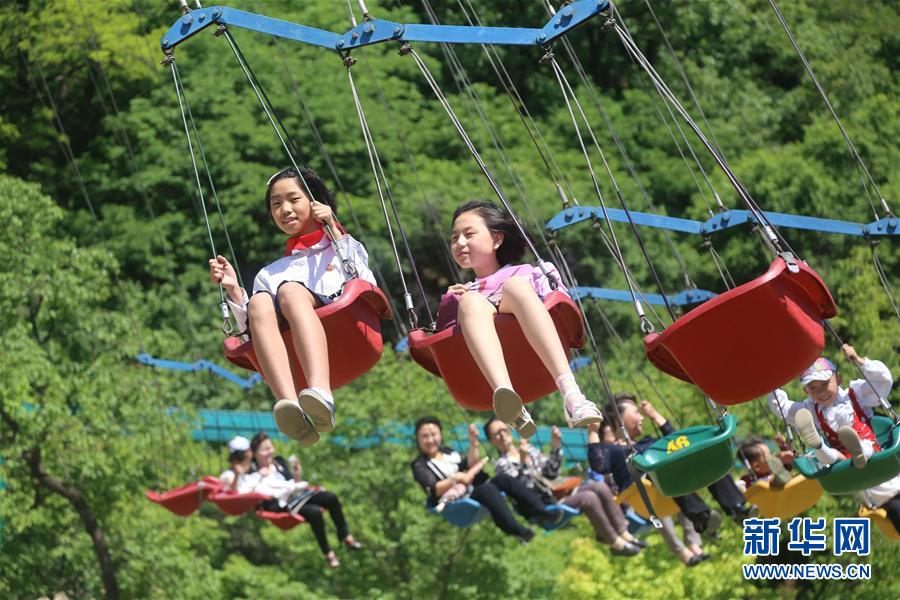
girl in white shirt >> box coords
[209,168,375,447]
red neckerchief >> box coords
[284,227,325,256]
[283,221,347,256]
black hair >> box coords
[250,431,270,454]
[604,392,639,430]
[483,416,505,440]
[414,416,442,436]
[451,200,530,266]
[739,437,766,462]
[265,167,336,220]
[229,448,250,464]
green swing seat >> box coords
[794,416,900,495]
[632,414,739,497]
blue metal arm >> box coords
[161,0,610,52]
[548,206,900,238]
[546,206,703,234]
[571,286,717,306]
[136,352,262,389]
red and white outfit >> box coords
[227,228,375,334]
[768,359,900,506]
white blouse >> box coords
[227,234,376,333]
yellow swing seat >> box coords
[615,476,679,520]
[857,506,900,542]
[744,475,823,520]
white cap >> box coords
[227,435,251,453]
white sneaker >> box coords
[564,398,604,428]
[273,399,319,447]
[794,408,822,450]
[837,426,868,469]
[514,407,537,439]
[298,388,336,433]
[492,386,523,425]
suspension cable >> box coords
[345,64,431,328]
[548,55,677,323]
[768,0,892,219]
[405,45,558,289]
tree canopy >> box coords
[1,0,898,598]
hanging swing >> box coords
[145,476,223,517]
[426,497,580,530]
[165,30,393,394]
[594,20,841,405]
[256,509,320,531]
[409,293,585,411]
[630,414,739,497]
[858,505,900,542]
[615,476,679,520]
[744,475,823,520]
[207,490,273,516]
[223,278,392,390]
[644,256,837,405]
[793,415,900,495]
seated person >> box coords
[586,423,708,565]
[591,393,757,535]
[411,416,556,543]
[736,436,793,493]
[486,417,643,556]
[769,344,900,534]
[250,432,361,568]
[219,435,262,493]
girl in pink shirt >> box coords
[440,201,603,437]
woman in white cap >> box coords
[219,436,261,493]
[768,344,900,533]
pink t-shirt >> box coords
[435,262,567,330]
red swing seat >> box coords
[208,490,273,516]
[145,476,223,517]
[223,279,392,391]
[408,291,585,411]
[256,510,306,531]
[643,257,836,405]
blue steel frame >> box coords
[136,352,261,389]
[160,0,610,53]
[546,206,899,238]
[570,286,717,306]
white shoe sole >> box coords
[493,387,523,425]
[565,402,604,429]
[273,399,319,447]
[794,409,823,450]
[516,412,537,439]
[837,426,868,469]
[298,389,336,433]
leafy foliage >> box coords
[1,0,898,597]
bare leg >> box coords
[277,283,330,391]
[457,291,512,389]
[248,294,296,400]
[497,276,570,378]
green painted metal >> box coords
[632,414,739,497]
[794,416,900,495]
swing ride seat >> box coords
[256,510,308,531]
[614,476,679,520]
[145,476,223,517]
[426,498,491,529]
[744,475,823,520]
[223,279,392,391]
[408,291,585,411]
[793,415,900,495]
[858,505,900,542]
[643,257,836,406]
[631,414,739,497]
[530,503,581,531]
[208,490,273,516]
